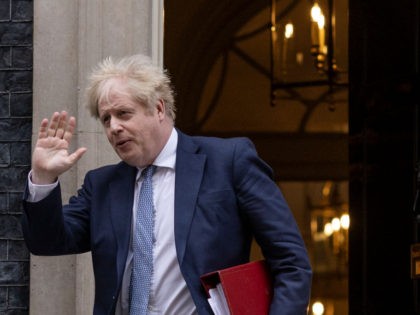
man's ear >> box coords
[156,99,166,119]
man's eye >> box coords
[119,111,130,118]
[101,116,110,124]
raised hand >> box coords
[31,111,87,184]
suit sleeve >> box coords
[21,174,92,256]
[233,138,312,315]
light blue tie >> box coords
[130,165,156,315]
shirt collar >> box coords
[136,128,177,178]
[153,127,177,170]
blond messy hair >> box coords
[85,54,176,121]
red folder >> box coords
[200,260,273,315]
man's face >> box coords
[97,79,167,167]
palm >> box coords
[33,136,73,173]
[31,111,87,184]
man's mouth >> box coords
[116,139,130,148]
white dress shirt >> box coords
[27,128,197,315]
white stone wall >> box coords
[31,1,163,314]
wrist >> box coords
[30,170,57,185]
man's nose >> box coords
[110,117,123,134]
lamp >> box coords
[309,181,349,273]
[270,0,347,106]
[310,2,327,70]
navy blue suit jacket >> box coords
[22,130,312,315]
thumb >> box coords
[68,147,87,165]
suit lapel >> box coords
[174,131,206,265]
[106,132,205,277]
[109,163,137,284]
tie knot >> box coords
[142,165,156,180]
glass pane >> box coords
[251,181,349,315]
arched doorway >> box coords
[164,1,349,313]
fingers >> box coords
[55,112,67,139]
[39,111,77,141]
[37,118,50,139]
[63,116,76,143]
[38,111,62,139]
[33,111,86,182]
[47,112,62,137]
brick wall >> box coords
[0,0,33,313]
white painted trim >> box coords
[152,0,164,67]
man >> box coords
[22,54,312,314]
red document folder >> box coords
[200,260,273,315]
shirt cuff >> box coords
[27,170,59,203]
